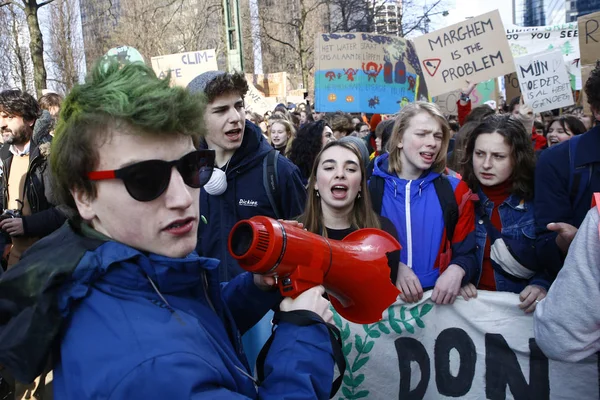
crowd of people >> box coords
[0,56,598,399]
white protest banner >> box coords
[245,83,276,115]
[578,11,600,66]
[514,50,574,113]
[332,291,599,400]
[150,49,218,88]
[412,10,514,98]
[506,24,581,90]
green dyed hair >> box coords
[50,60,207,210]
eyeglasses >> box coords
[88,150,215,202]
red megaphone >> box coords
[228,216,401,324]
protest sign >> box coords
[434,78,498,115]
[150,49,218,87]
[514,50,574,113]
[412,10,514,98]
[333,291,599,400]
[504,72,522,103]
[506,24,582,90]
[245,82,277,115]
[578,11,600,66]
[245,72,288,98]
[581,64,594,115]
[314,32,422,114]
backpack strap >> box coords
[263,149,282,219]
[368,175,385,214]
[433,175,459,243]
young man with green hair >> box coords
[0,62,335,398]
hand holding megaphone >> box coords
[228,216,401,324]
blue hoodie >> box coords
[371,154,478,288]
[41,224,335,399]
[198,121,307,282]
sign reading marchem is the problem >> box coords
[413,10,514,97]
[515,49,574,113]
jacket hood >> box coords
[61,238,219,316]
[201,120,271,177]
[32,110,53,147]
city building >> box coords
[373,0,403,36]
[78,0,121,67]
[513,0,600,26]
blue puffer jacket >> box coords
[198,121,307,282]
[48,225,334,399]
[371,154,478,289]
[474,190,550,293]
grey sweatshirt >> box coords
[534,206,600,362]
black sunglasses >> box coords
[88,150,215,202]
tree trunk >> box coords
[10,7,27,91]
[24,0,46,97]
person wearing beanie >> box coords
[187,71,307,369]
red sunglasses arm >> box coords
[88,170,117,181]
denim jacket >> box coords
[474,190,550,293]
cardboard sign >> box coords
[150,49,218,88]
[514,49,574,113]
[245,83,277,115]
[581,64,594,115]
[245,72,288,98]
[333,291,599,400]
[412,10,514,97]
[314,32,421,114]
[434,78,498,115]
[578,11,600,66]
[506,24,581,90]
[504,72,522,103]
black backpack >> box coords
[368,174,459,243]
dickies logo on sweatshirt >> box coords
[239,199,258,207]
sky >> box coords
[428,0,515,31]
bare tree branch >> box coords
[38,0,57,7]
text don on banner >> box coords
[150,49,218,88]
[578,11,600,67]
[412,10,514,98]
[434,78,498,115]
[506,24,581,90]
[314,32,422,114]
[332,291,598,400]
[514,49,574,113]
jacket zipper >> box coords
[202,270,217,314]
[405,181,413,268]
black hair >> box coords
[288,120,328,181]
[0,89,41,121]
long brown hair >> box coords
[299,141,381,237]
[386,102,450,175]
[461,115,535,200]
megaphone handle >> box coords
[278,265,325,298]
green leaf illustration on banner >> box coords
[336,302,435,399]
[420,303,433,317]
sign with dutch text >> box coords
[434,78,498,115]
[333,291,598,399]
[514,49,574,113]
[506,24,582,90]
[150,49,218,88]
[314,32,423,114]
[412,10,514,97]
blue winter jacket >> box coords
[198,121,307,282]
[474,190,550,293]
[534,125,600,276]
[371,154,478,289]
[45,223,334,399]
